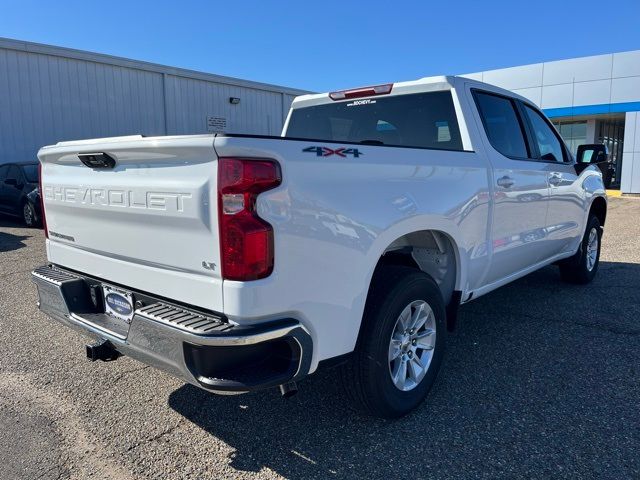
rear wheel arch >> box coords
[372,229,460,306]
[348,229,462,356]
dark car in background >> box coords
[0,162,42,227]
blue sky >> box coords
[1,0,639,92]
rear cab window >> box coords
[285,91,464,151]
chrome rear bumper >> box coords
[32,264,312,393]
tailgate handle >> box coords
[78,152,116,169]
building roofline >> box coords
[461,48,640,79]
[0,36,312,97]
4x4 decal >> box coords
[303,146,363,158]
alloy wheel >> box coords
[586,227,598,271]
[23,203,34,226]
[388,300,437,391]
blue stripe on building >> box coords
[543,102,640,118]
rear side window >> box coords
[22,164,39,183]
[523,105,566,163]
[474,91,529,159]
[6,165,21,183]
[0,165,8,181]
[286,91,463,151]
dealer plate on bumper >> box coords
[103,285,135,324]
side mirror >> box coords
[4,178,18,186]
[576,144,608,164]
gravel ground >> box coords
[0,197,638,479]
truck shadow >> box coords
[168,261,640,479]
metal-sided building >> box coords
[463,50,640,194]
[3,37,640,195]
[0,37,309,164]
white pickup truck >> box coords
[33,75,607,418]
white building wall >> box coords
[0,37,309,164]
[621,112,640,194]
[465,51,640,113]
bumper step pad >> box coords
[32,264,78,285]
[136,302,232,335]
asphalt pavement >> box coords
[0,198,638,479]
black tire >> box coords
[22,201,37,227]
[559,214,602,284]
[340,266,446,418]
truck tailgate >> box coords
[38,135,223,312]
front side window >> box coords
[286,91,464,151]
[523,105,566,163]
[474,91,529,159]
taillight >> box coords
[218,158,281,281]
[38,162,48,238]
[329,83,393,101]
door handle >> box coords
[497,176,515,188]
[548,173,563,186]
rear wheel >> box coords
[340,266,446,418]
[559,214,602,284]
[22,201,37,227]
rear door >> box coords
[520,103,584,256]
[471,89,551,285]
[39,135,224,312]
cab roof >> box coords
[290,75,532,109]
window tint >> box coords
[22,164,39,183]
[474,92,528,158]
[524,105,566,163]
[0,165,8,181]
[6,166,21,183]
[286,91,463,151]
